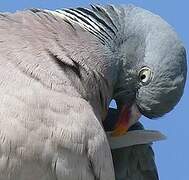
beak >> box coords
[111,103,141,137]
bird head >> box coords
[48,5,187,136]
[112,6,187,136]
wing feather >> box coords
[104,108,159,180]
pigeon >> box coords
[0,4,187,180]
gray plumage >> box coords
[104,108,159,180]
[113,143,158,180]
[0,4,187,180]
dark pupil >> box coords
[140,74,146,80]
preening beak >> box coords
[111,103,141,137]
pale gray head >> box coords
[110,5,187,119]
[50,4,187,120]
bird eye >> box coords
[138,67,152,85]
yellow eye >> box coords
[138,67,152,85]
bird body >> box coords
[0,9,115,180]
[104,108,165,180]
[0,4,187,180]
[0,64,114,180]
[112,143,158,180]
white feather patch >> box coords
[45,9,101,32]
[106,130,166,149]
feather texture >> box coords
[0,3,186,180]
[104,108,160,180]
[0,7,116,179]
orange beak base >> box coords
[111,105,131,137]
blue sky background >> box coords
[0,1,188,179]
